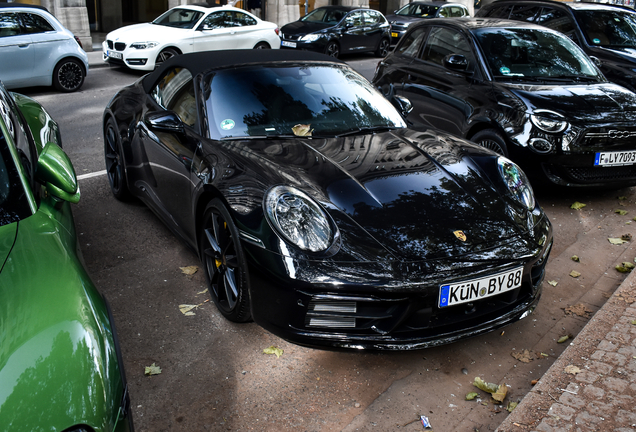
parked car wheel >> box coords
[53,58,85,92]
[155,47,179,69]
[325,41,340,58]
[471,129,508,156]
[200,199,252,323]
[253,42,270,49]
[376,38,390,57]
[104,117,131,201]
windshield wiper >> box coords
[335,126,398,137]
[544,75,599,83]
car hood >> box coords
[500,82,636,122]
[281,21,334,36]
[588,45,636,63]
[107,22,189,42]
[229,129,534,261]
[385,14,426,24]
[0,213,121,431]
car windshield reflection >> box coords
[396,4,439,17]
[152,8,203,29]
[206,64,406,139]
[575,9,636,48]
[475,28,601,81]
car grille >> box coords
[107,40,126,51]
[565,165,636,182]
[579,126,636,150]
[282,34,300,41]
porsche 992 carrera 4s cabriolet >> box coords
[103,50,552,350]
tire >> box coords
[53,58,84,92]
[253,42,270,49]
[325,41,340,58]
[200,199,252,323]
[104,117,131,201]
[471,129,509,156]
[375,38,390,58]
[155,48,179,69]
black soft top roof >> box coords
[142,49,345,93]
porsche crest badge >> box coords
[453,230,467,242]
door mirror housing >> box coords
[145,111,185,134]
[36,142,80,203]
[392,94,413,117]
[443,54,469,72]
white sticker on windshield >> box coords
[220,119,235,130]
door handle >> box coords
[18,44,30,48]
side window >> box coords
[509,5,541,22]
[438,7,450,18]
[19,12,54,34]
[536,8,577,41]
[482,5,512,19]
[345,11,363,28]
[421,27,475,70]
[396,27,427,57]
[151,68,198,128]
[0,13,21,37]
[201,11,233,29]
[450,7,468,17]
[362,10,382,25]
[234,12,257,26]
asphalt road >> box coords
[16,56,636,432]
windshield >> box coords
[152,8,204,29]
[474,28,601,81]
[396,4,440,17]
[575,9,636,48]
[0,125,31,227]
[301,8,347,23]
[206,64,406,139]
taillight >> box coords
[275,27,280,36]
[74,35,83,49]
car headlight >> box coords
[300,34,321,42]
[497,157,535,210]
[129,41,159,50]
[530,109,568,133]
[264,185,333,252]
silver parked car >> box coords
[0,3,88,92]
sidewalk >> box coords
[497,266,636,431]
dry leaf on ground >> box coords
[571,255,580,262]
[511,349,534,363]
[622,233,633,241]
[569,270,581,278]
[473,377,499,394]
[570,202,586,210]
[466,392,479,401]
[263,346,284,358]
[492,384,508,403]
[145,363,162,376]
[179,265,198,275]
[616,209,629,216]
[564,365,581,375]
[616,262,635,273]
[548,280,558,286]
[564,303,593,318]
[179,302,206,316]
[609,237,629,245]
[557,335,571,343]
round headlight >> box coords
[264,186,333,252]
[497,157,535,210]
[530,109,568,133]
[300,33,321,42]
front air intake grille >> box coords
[114,42,126,51]
[566,165,636,182]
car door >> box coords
[361,10,385,50]
[231,12,261,48]
[137,67,200,242]
[192,11,237,52]
[0,12,34,88]
[18,12,62,83]
[398,26,481,136]
[340,11,365,52]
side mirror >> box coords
[392,94,413,117]
[36,142,80,203]
[589,55,602,68]
[145,111,185,134]
[443,54,469,71]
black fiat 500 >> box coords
[103,50,551,350]
[373,18,636,187]
[280,6,391,58]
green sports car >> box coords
[0,82,133,432]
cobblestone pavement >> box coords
[497,267,636,432]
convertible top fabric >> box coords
[142,49,345,93]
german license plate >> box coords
[594,150,636,167]
[438,267,523,308]
[391,32,398,38]
[281,41,297,48]
[107,50,122,60]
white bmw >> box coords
[102,4,280,71]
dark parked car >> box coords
[103,49,552,350]
[477,0,636,92]
[373,18,636,187]
[280,6,391,58]
[386,1,469,44]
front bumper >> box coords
[280,38,328,54]
[102,41,157,71]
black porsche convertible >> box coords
[103,50,552,350]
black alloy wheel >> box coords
[53,58,85,92]
[200,199,252,323]
[375,38,390,57]
[155,48,179,69]
[325,41,340,58]
[253,42,270,49]
[471,129,509,156]
[104,117,131,200]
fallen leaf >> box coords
[540,353,549,357]
[564,303,593,318]
[569,270,581,278]
[511,349,534,363]
[547,280,558,286]
[609,237,628,245]
[617,294,636,304]
[180,265,198,275]
[179,303,205,316]
[619,196,628,200]
[197,288,208,295]
[492,384,508,403]
[557,335,570,343]
[263,346,284,358]
[570,202,586,210]
[466,392,479,401]
[571,255,580,262]
[531,379,539,385]
[623,233,633,241]
[507,401,518,412]
[292,124,313,137]
[616,262,635,273]
[631,320,636,325]
[145,363,162,376]
[616,209,629,216]
[564,365,581,375]
[473,377,499,394]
